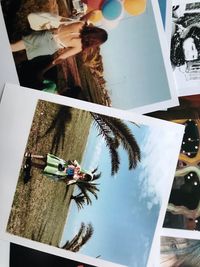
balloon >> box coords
[101,0,123,20]
[88,10,103,23]
[86,0,105,10]
[124,0,146,16]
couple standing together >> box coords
[11,12,108,66]
[25,152,94,185]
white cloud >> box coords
[88,137,104,170]
[138,126,182,209]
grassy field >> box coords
[6,100,92,247]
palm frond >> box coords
[72,223,94,252]
[71,194,87,210]
[80,223,94,247]
[76,182,99,201]
[91,113,121,175]
[92,167,99,174]
[102,115,141,169]
[40,106,72,153]
[62,222,85,249]
[93,172,102,181]
[106,136,120,175]
[76,184,93,205]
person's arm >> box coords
[72,160,80,167]
[27,12,80,31]
[66,179,77,185]
[52,46,82,64]
[58,21,84,34]
[180,23,200,38]
[27,12,63,30]
[67,160,80,168]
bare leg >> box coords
[31,162,46,169]
[25,152,46,162]
[11,40,26,52]
[36,62,57,84]
[31,154,46,160]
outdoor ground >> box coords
[6,100,92,247]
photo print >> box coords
[148,94,200,234]
[0,240,9,267]
[160,236,200,267]
[0,0,178,113]
[167,0,200,96]
[0,84,184,267]
[10,243,97,267]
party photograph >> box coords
[168,0,200,96]
[148,94,200,233]
[0,84,184,267]
[0,0,177,113]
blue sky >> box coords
[158,0,166,26]
[60,120,181,267]
[98,0,171,109]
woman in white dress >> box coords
[11,12,108,64]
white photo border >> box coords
[0,83,184,267]
[0,7,19,96]
[0,1,179,114]
[129,0,179,114]
[166,0,200,96]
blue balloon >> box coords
[102,0,122,21]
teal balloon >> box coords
[102,0,122,20]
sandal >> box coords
[24,151,32,158]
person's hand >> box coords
[52,57,63,65]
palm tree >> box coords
[61,222,94,252]
[43,105,141,206]
[40,106,72,153]
[42,104,141,175]
[71,193,86,210]
[72,168,101,209]
[91,113,141,175]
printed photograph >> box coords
[0,0,177,113]
[168,0,200,96]
[2,91,183,267]
[10,243,96,267]
[160,236,200,267]
[0,240,9,267]
[148,94,200,232]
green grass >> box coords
[6,100,92,246]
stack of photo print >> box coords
[0,0,199,266]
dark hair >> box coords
[80,25,108,50]
[171,26,200,67]
[170,31,185,67]
[83,173,93,181]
